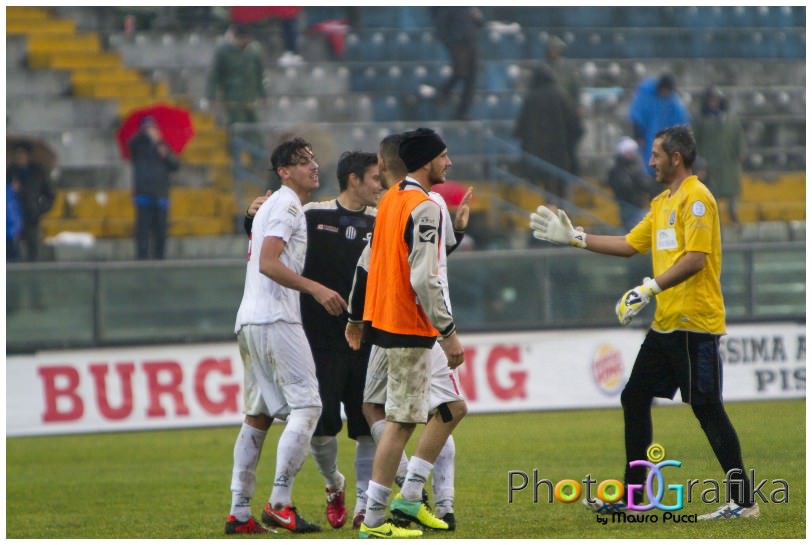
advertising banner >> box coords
[7,323,804,436]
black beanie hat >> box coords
[398,128,447,172]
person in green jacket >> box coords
[693,87,746,224]
[206,23,267,127]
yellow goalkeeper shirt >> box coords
[625,175,726,334]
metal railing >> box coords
[6,241,804,354]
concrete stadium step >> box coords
[155,63,351,100]
[80,80,158,100]
[6,97,120,132]
[42,187,239,240]
[57,166,130,189]
[45,234,249,261]
[6,69,71,98]
[26,33,103,68]
[70,68,144,95]
[28,128,121,168]
[109,31,222,69]
[6,6,51,21]
[45,52,122,70]
[6,36,28,68]
[7,17,76,36]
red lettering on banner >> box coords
[89,363,135,420]
[486,345,527,400]
[39,366,84,422]
[456,347,478,401]
[143,361,190,417]
[195,357,240,414]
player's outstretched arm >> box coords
[530,205,637,257]
[259,236,347,316]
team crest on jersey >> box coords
[418,224,437,243]
[668,209,676,225]
[317,224,339,233]
[345,226,357,240]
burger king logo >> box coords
[592,344,625,395]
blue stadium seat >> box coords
[371,95,403,122]
[481,30,524,61]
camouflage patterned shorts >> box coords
[365,346,432,423]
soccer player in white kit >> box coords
[347,133,472,531]
[225,138,347,535]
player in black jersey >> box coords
[245,151,382,529]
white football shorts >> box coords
[364,342,464,416]
[237,322,322,419]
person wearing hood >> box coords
[607,136,656,231]
[514,64,581,199]
[206,23,267,127]
[628,73,690,176]
[693,86,745,224]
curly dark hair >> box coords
[654,125,696,168]
[269,137,313,177]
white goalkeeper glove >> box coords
[529,206,587,248]
[615,277,662,326]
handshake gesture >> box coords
[528,206,587,249]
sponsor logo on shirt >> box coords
[691,201,706,217]
[418,224,437,243]
[286,203,299,217]
[316,224,339,233]
[668,210,676,225]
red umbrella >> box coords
[432,180,472,208]
[116,104,195,159]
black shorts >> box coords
[625,330,723,406]
[311,344,371,439]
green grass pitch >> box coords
[6,399,804,538]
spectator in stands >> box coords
[693,86,745,224]
[229,7,304,66]
[433,7,484,121]
[206,23,267,128]
[543,35,584,174]
[628,73,690,176]
[7,143,54,262]
[514,64,581,199]
[607,136,656,231]
[129,117,179,260]
[6,173,23,262]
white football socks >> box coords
[354,435,375,515]
[310,434,344,491]
[230,422,267,520]
[432,436,456,517]
[401,456,433,502]
[269,406,320,508]
[364,481,391,528]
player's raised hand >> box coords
[345,321,364,351]
[313,284,348,317]
[246,190,273,218]
[615,277,661,325]
[529,205,587,248]
[453,186,475,231]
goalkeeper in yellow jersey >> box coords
[529,125,758,521]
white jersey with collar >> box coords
[428,190,455,312]
[235,184,307,332]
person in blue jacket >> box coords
[628,73,690,175]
